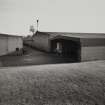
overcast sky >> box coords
[0,0,105,36]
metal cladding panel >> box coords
[81,46,105,61]
[32,33,50,52]
[0,37,8,56]
[80,38,105,47]
[8,37,23,53]
[0,36,23,56]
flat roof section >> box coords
[49,32,105,46]
[37,31,105,39]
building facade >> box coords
[0,34,23,56]
[31,32,51,52]
[32,31,105,62]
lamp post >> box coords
[37,19,39,32]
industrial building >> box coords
[32,31,105,62]
[0,33,23,56]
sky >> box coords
[0,0,105,36]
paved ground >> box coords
[0,46,74,67]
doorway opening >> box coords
[50,39,81,62]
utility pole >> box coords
[37,19,39,32]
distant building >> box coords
[0,33,23,56]
[32,31,105,62]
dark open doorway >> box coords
[50,38,81,62]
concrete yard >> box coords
[0,46,73,67]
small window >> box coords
[16,48,19,51]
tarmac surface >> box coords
[0,46,73,67]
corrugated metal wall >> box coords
[8,37,23,53]
[81,46,105,61]
[0,36,23,56]
[0,37,8,55]
[32,33,50,52]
